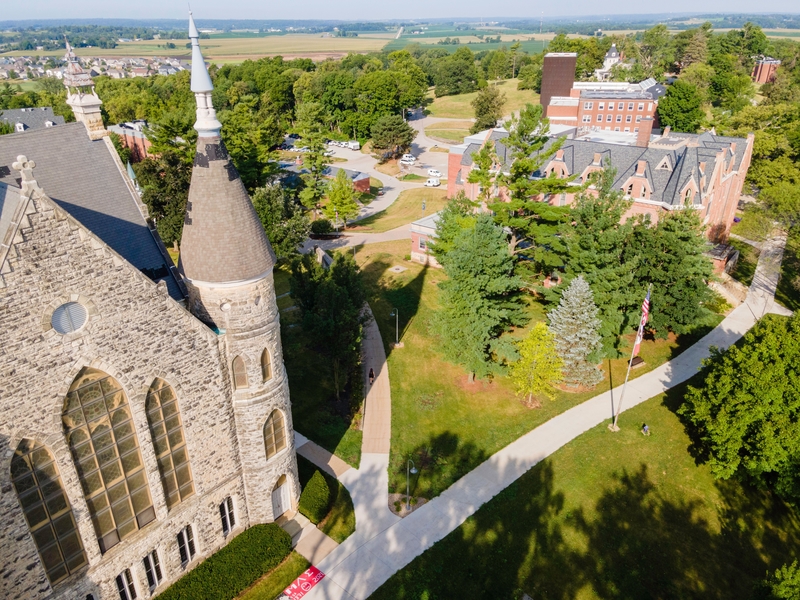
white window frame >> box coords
[648,102,653,111]
[177,525,196,566]
[419,239,427,250]
[220,496,236,536]
[116,569,137,600]
[626,115,632,123]
[618,102,624,110]
[638,103,644,111]
[628,102,634,111]
[624,127,631,132]
[614,127,621,132]
[583,101,593,110]
[598,102,605,110]
[582,115,592,123]
[636,115,642,123]
[143,550,163,592]
[606,115,612,122]
[616,115,622,123]
[596,114,603,122]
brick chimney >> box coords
[637,117,654,148]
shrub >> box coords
[298,470,332,524]
[156,524,291,600]
[311,219,333,235]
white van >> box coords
[424,177,440,187]
[347,141,360,150]
[401,153,416,162]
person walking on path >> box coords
[368,368,375,385]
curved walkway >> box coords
[301,235,790,600]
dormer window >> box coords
[45,120,54,128]
[15,122,24,132]
[656,156,672,171]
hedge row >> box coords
[298,470,332,524]
[156,524,291,600]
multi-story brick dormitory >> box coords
[0,15,300,600]
[447,125,754,242]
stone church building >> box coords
[0,16,300,599]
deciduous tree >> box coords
[251,184,310,259]
[323,169,360,228]
[509,322,563,406]
[470,85,506,134]
[679,313,800,502]
[657,80,705,133]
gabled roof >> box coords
[0,181,25,267]
[0,107,65,131]
[0,122,184,300]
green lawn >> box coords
[731,208,773,242]
[355,240,723,500]
[280,262,362,468]
[371,379,800,599]
[350,188,448,233]
[728,238,761,287]
[424,120,474,144]
[399,173,425,182]
[236,552,310,600]
[426,79,541,120]
[297,456,356,544]
[776,226,800,311]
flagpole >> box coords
[609,283,651,432]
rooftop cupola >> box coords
[189,12,222,138]
[63,37,106,139]
[178,12,275,292]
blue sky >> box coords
[3,1,798,21]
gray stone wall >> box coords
[0,191,295,599]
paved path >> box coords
[361,307,392,454]
[301,224,412,253]
[301,234,791,600]
[278,511,340,565]
[295,432,353,478]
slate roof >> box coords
[0,122,184,300]
[178,137,276,284]
[0,107,65,131]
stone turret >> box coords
[178,12,299,524]
[63,37,106,140]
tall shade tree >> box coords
[509,322,563,406]
[290,253,368,400]
[434,214,526,382]
[428,192,477,263]
[251,184,310,259]
[296,101,331,212]
[754,561,800,600]
[133,150,191,247]
[547,276,604,388]
[471,85,507,134]
[679,313,800,502]
[323,169,360,228]
[370,114,417,161]
[657,80,705,133]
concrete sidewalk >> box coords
[300,224,411,253]
[361,308,392,454]
[302,235,791,600]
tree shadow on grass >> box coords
[390,431,491,500]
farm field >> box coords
[0,34,392,61]
[426,79,541,119]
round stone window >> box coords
[51,302,88,334]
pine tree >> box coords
[548,276,604,388]
[434,214,526,381]
[509,322,563,406]
[324,169,360,229]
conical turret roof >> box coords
[178,15,275,285]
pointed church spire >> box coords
[178,12,275,288]
[62,35,106,139]
[188,12,221,137]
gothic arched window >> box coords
[62,368,155,553]
[263,410,286,460]
[145,379,194,509]
[232,356,248,390]
[11,439,88,585]
[261,349,272,383]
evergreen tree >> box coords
[754,561,800,600]
[547,276,604,388]
[434,214,526,381]
[470,85,507,134]
[323,169,360,228]
[428,191,477,263]
[251,184,310,259]
[509,322,563,406]
[561,169,638,357]
[678,313,800,502]
[466,141,499,208]
[657,80,705,133]
[627,209,714,336]
[370,114,417,161]
[296,102,330,212]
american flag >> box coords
[632,288,651,357]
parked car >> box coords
[401,153,416,162]
[347,141,361,150]
[424,178,440,187]
[399,158,415,166]
[427,169,442,177]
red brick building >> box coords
[752,57,781,84]
[447,127,754,242]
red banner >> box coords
[279,566,326,600]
